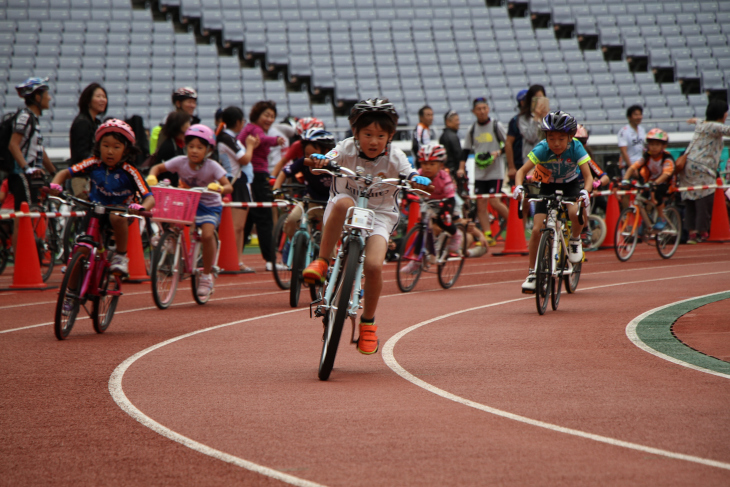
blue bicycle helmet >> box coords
[16,77,50,98]
[541,110,578,135]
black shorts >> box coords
[532,182,581,215]
[231,176,252,203]
[474,179,502,195]
[642,182,669,206]
[7,173,39,211]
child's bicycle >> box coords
[309,162,429,381]
[271,183,305,290]
[520,183,585,315]
[396,194,466,292]
[149,185,222,309]
[614,181,682,262]
[274,191,327,308]
[47,191,152,340]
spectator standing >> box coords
[271,117,325,177]
[236,101,286,270]
[267,122,290,175]
[439,109,461,175]
[149,87,200,154]
[517,84,548,169]
[680,101,730,243]
[412,105,435,166]
[617,105,646,175]
[152,111,192,187]
[458,98,508,246]
[68,82,107,196]
[505,89,528,183]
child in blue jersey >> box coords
[513,111,593,293]
[50,119,154,276]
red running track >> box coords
[1,243,729,486]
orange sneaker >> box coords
[303,258,328,284]
[357,322,379,355]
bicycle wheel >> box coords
[61,216,83,263]
[319,237,361,381]
[656,206,681,259]
[584,215,606,251]
[191,230,219,305]
[396,224,425,292]
[564,261,581,294]
[309,241,321,303]
[615,207,639,262]
[140,217,158,276]
[0,237,8,275]
[535,231,553,315]
[54,250,87,340]
[551,243,564,311]
[91,265,120,334]
[272,216,291,290]
[289,232,308,308]
[437,224,467,289]
[30,205,55,282]
[151,230,180,310]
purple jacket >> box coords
[236,123,279,174]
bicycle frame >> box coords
[168,222,221,278]
[286,199,324,270]
[531,191,579,279]
[401,199,451,269]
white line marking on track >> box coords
[625,291,730,380]
[382,271,730,472]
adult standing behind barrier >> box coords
[236,100,286,271]
[149,87,200,154]
[506,89,528,183]
[68,83,107,196]
[617,105,646,176]
[151,111,192,187]
[439,109,461,176]
[679,100,730,244]
[412,105,435,167]
[517,85,548,170]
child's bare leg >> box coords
[528,214,545,267]
[489,197,509,222]
[110,214,128,253]
[362,235,387,320]
[568,205,584,239]
[318,198,353,261]
[200,222,216,274]
[232,208,248,263]
[476,199,491,234]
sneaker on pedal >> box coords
[653,218,667,231]
[197,273,214,297]
[62,297,74,316]
[357,322,379,355]
[521,271,536,293]
[110,253,129,275]
[401,260,420,274]
[302,258,328,284]
[447,231,463,254]
[568,238,582,263]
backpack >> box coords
[468,119,505,148]
[0,109,36,173]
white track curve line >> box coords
[109,308,327,487]
[382,272,730,472]
[626,290,730,380]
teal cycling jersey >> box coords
[527,139,590,184]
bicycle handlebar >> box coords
[310,161,432,196]
[44,189,153,219]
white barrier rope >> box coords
[222,201,293,208]
[0,210,87,220]
[469,184,730,199]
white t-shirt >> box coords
[267,126,289,173]
[617,124,646,165]
[217,128,253,183]
[324,138,416,214]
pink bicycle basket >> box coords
[150,187,201,225]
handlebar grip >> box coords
[517,197,523,220]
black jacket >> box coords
[439,127,462,175]
[69,111,100,164]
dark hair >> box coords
[626,105,643,118]
[184,135,211,148]
[221,106,244,128]
[418,105,432,119]
[24,88,49,107]
[249,100,277,124]
[351,111,397,135]
[78,83,107,116]
[519,84,546,117]
[705,100,729,122]
[160,110,192,142]
[92,132,141,162]
[444,109,458,123]
[472,97,488,109]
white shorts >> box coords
[323,193,399,244]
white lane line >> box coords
[382,271,730,471]
[626,291,730,380]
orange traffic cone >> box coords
[600,190,620,249]
[488,204,501,239]
[125,219,149,282]
[406,198,420,234]
[493,199,528,256]
[708,178,730,242]
[218,205,241,273]
[10,202,51,290]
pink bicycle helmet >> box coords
[295,117,325,135]
[575,124,589,142]
[184,124,216,146]
[95,119,136,144]
[417,143,447,163]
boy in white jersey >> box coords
[303,99,431,355]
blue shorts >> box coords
[195,204,222,227]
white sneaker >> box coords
[197,273,214,297]
[521,271,536,293]
[401,260,420,275]
[265,261,288,272]
[568,238,583,264]
[110,253,129,275]
[467,243,487,257]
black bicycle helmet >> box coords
[348,98,399,126]
[541,110,578,135]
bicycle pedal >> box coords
[521,289,536,295]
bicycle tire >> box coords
[585,214,606,250]
[656,206,681,259]
[396,224,424,293]
[535,231,552,315]
[615,207,639,262]
[437,224,467,289]
[30,204,55,282]
[91,265,120,334]
[319,237,361,381]
[289,232,308,308]
[564,261,581,294]
[54,250,87,340]
[272,216,291,290]
[0,237,8,275]
[191,230,218,305]
[309,242,321,303]
[551,242,564,311]
[151,230,180,310]
[62,216,82,263]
